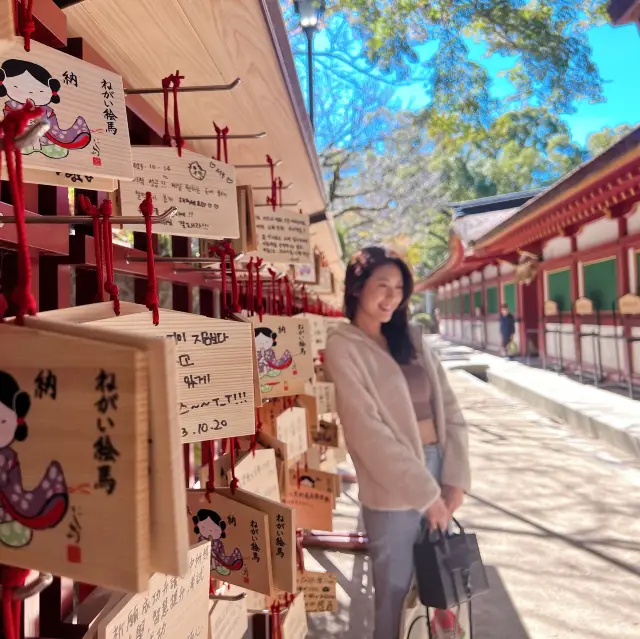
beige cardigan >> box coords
[324,322,470,512]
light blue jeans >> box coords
[362,444,443,639]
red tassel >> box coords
[139,192,160,325]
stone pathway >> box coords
[306,370,640,638]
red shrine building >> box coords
[416,127,640,387]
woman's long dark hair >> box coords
[344,246,416,365]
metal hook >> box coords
[235,160,282,169]
[180,132,266,141]
[209,592,247,602]
[253,182,293,191]
[0,572,54,600]
[0,116,51,152]
[0,206,179,225]
[254,201,302,208]
[125,78,241,95]
[126,251,244,265]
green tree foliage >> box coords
[328,0,607,115]
[586,123,635,156]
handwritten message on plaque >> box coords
[98,542,210,639]
[208,594,248,639]
[314,383,336,415]
[254,208,311,264]
[283,486,333,532]
[276,407,309,461]
[298,571,338,613]
[120,146,239,239]
[89,309,255,443]
[0,40,132,181]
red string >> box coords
[216,244,227,317]
[268,269,277,316]
[256,258,264,321]
[229,438,239,494]
[284,277,293,316]
[247,257,254,315]
[204,440,215,498]
[296,530,305,572]
[1,103,42,324]
[270,602,283,639]
[161,72,185,156]
[214,122,229,163]
[296,462,301,489]
[278,178,283,208]
[18,0,35,52]
[99,199,120,316]
[79,196,105,303]
[0,565,30,639]
[139,192,160,325]
[302,285,308,314]
[224,241,241,313]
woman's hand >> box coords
[425,496,449,531]
[441,485,465,518]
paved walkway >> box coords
[429,337,640,458]
[306,369,640,638]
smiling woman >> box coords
[324,245,470,639]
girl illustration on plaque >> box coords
[0,371,69,548]
[0,59,91,159]
[192,509,243,577]
[254,327,293,394]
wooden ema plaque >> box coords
[23,313,188,578]
[201,447,281,505]
[0,3,13,55]
[307,264,332,295]
[98,542,210,639]
[313,382,336,415]
[208,593,248,639]
[294,313,326,358]
[232,185,258,254]
[543,300,559,316]
[258,431,295,498]
[217,487,297,594]
[187,490,273,596]
[312,420,340,449]
[276,407,309,462]
[87,306,256,443]
[253,208,311,264]
[619,293,640,315]
[274,571,338,613]
[289,467,340,509]
[0,323,149,592]
[119,147,239,240]
[281,593,308,639]
[293,253,320,285]
[249,315,314,398]
[0,40,132,181]
[283,485,333,532]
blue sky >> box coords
[392,23,640,145]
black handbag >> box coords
[413,518,489,611]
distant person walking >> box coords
[324,246,470,639]
[499,303,516,357]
